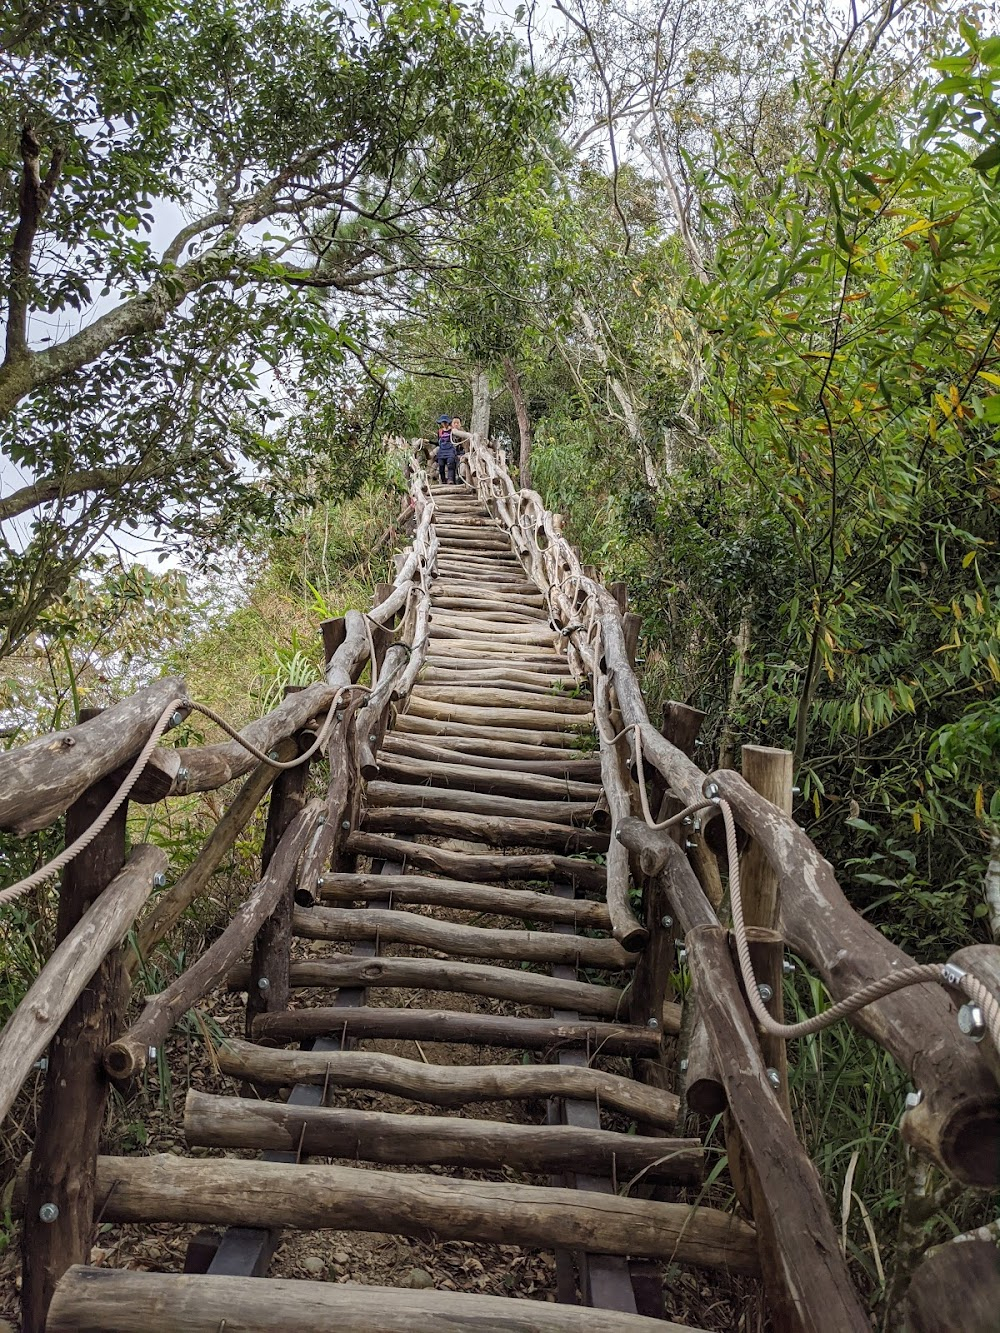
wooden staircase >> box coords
[44,485,757,1331]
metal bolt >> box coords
[177,766,189,782]
[782,959,796,975]
[679,1058,689,1073]
[676,946,687,965]
[268,750,280,761]
[703,780,721,802]
[766,1068,781,1090]
[317,876,326,888]
[694,738,704,748]
[758,983,774,1004]
[148,1047,157,1062]
[615,826,623,842]
[682,816,693,828]
[958,1003,986,1042]
[904,1089,924,1110]
[791,786,801,795]
[692,817,702,833]
[153,872,168,889]
[38,1203,59,1224]
[33,1057,48,1072]
[257,978,270,992]
[335,711,344,722]
[661,915,673,929]
[341,820,351,831]
[369,734,378,744]
[646,1018,659,1029]
[684,839,696,850]
[170,711,184,728]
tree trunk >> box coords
[470,366,492,437]
[502,355,532,488]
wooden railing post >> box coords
[246,689,312,1037]
[739,744,794,1117]
[22,709,129,1333]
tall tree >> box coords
[0,0,562,653]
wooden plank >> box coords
[904,1240,1000,1333]
[371,754,602,801]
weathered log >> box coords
[713,768,1000,1186]
[227,1132,736,1261]
[291,904,633,969]
[0,844,163,1126]
[347,832,607,891]
[215,1039,681,1127]
[687,925,871,1332]
[381,732,595,769]
[21,746,132,1333]
[615,820,719,935]
[0,676,184,835]
[419,667,577,693]
[104,802,323,1080]
[127,741,295,975]
[739,744,793,930]
[413,685,592,715]
[184,1090,701,1182]
[246,709,313,1036]
[395,714,584,750]
[372,753,602,801]
[903,1240,1000,1333]
[406,696,589,731]
[170,680,349,795]
[296,692,366,889]
[20,1155,759,1274]
[318,870,612,927]
[229,955,627,1017]
[48,1268,708,1332]
[594,673,647,952]
[365,779,598,827]
[252,1004,671,1052]
[432,595,546,615]
[362,806,610,853]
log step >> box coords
[27,1154,756,1272]
[372,752,603,799]
[184,1090,702,1182]
[361,806,610,852]
[346,831,607,890]
[381,731,594,766]
[405,697,592,731]
[228,955,627,1015]
[412,686,592,714]
[48,1268,713,1333]
[365,779,600,827]
[252,1004,674,1052]
[219,1040,683,1128]
[317,871,612,926]
[394,714,589,749]
[290,905,635,968]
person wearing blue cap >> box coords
[435,414,458,484]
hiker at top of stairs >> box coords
[435,415,459,484]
